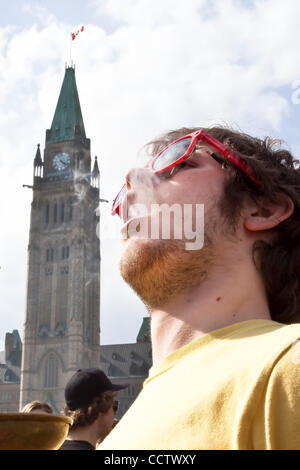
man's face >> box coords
[97,400,116,441]
[119,144,233,309]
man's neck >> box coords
[67,426,97,448]
[150,258,271,365]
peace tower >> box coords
[19,65,100,412]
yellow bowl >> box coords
[0,413,73,450]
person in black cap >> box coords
[58,368,128,450]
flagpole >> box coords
[69,33,72,67]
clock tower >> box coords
[20,65,101,412]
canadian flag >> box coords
[71,26,84,41]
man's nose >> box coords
[125,169,132,191]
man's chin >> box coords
[120,237,176,306]
[119,236,209,309]
[120,237,165,280]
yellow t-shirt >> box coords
[98,320,300,450]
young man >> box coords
[98,127,300,450]
[59,368,127,450]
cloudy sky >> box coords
[1,0,300,350]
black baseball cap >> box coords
[65,368,128,410]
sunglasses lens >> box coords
[112,185,127,214]
[152,137,192,171]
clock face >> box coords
[52,152,71,171]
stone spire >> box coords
[33,143,43,177]
[92,156,99,176]
[92,156,100,188]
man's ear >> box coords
[244,194,294,232]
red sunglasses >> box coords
[111,129,260,216]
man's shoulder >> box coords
[182,320,300,375]
[252,332,300,449]
[252,320,300,358]
[225,320,300,389]
[215,319,300,352]
[194,319,300,352]
[270,336,300,380]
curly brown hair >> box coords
[146,126,300,325]
[61,391,115,430]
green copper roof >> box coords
[12,330,22,349]
[136,317,151,342]
[48,66,87,147]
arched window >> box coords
[53,203,58,224]
[46,248,54,262]
[61,203,65,223]
[61,246,70,260]
[45,203,50,224]
[44,354,58,388]
[69,200,73,221]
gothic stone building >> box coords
[19,65,101,412]
[0,66,152,416]
[0,331,22,413]
[99,317,152,418]
[0,318,152,418]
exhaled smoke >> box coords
[96,166,205,250]
[121,168,161,220]
[72,170,89,204]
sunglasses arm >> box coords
[200,131,261,186]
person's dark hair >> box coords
[146,126,300,325]
[61,391,114,430]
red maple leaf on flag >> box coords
[71,26,85,41]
